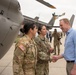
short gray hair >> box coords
[60,18,70,25]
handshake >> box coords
[48,48,62,62]
[51,55,59,62]
[49,55,59,63]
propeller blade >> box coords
[36,0,56,9]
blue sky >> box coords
[18,0,76,31]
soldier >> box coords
[52,29,61,55]
[34,25,53,75]
[49,31,52,43]
[13,22,37,75]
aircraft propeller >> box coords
[36,0,56,9]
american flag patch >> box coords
[19,44,25,51]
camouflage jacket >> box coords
[13,35,37,75]
[34,35,52,63]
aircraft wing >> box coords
[36,0,56,9]
[58,13,65,17]
[69,14,75,27]
[47,17,55,27]
[46,25,60,29]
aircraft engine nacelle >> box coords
[0,0,24,59]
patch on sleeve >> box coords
[18,44,25,51]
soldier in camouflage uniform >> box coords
[52,29,61,55]
[34,25,53,75]
[13,22,37,75]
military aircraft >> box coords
[24,13,75,29]
[69,14,75,27]
[36,0,56,9]
[24,12,65,29]
[0,0,24,59]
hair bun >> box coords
[20,28,24,33]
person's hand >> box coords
[71,68,76,75]
[52,55,59,62]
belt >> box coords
[66,60,74,63]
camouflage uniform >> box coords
[13,35,37,75]
[52,32,61,55]
[34,35,52,75]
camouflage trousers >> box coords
[36,62,49,75]
[54,43,60,55]
[24,69,35,75]
[13,68,35,75]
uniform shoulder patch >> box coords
[18,44,25,51]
